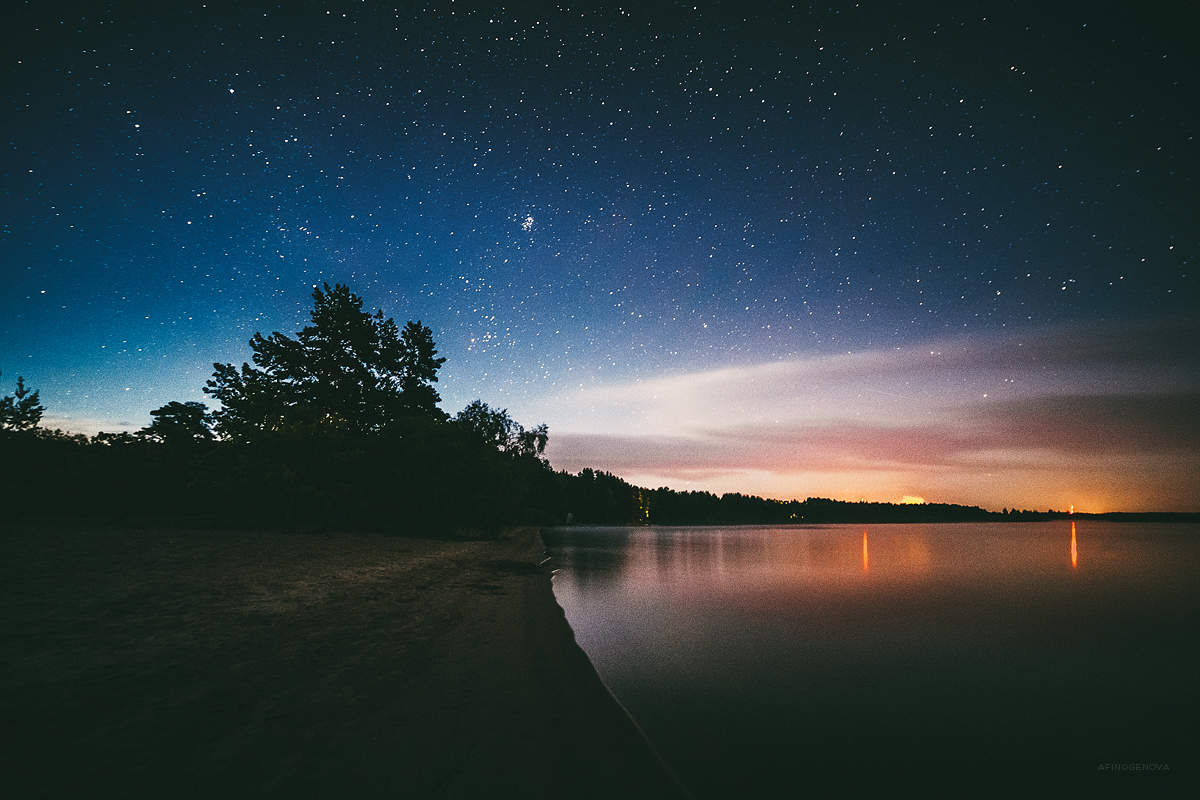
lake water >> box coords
[545,522,1199,794]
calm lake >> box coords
[544,522,1199,794]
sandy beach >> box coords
[2,524,686,798]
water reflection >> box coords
[552,522,1117,596]
[1071,521,1078,569]
[545,522,1200,796]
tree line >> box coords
[1,284,561,532]
[556,468,1064,524]
[2,283,1075,530]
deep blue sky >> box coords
[3,2,1196,508]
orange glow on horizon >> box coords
[1070,521,1078,569]
[898,495,927,505]
[862,530,869,573]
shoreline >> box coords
[544,558,691,798]
[3,523,687,798]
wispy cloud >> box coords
[532,319,1200,512]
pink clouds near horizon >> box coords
[528,319,1200,512]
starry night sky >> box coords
[4,1,1197,510]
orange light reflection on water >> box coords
[1070,521,1078,569]
[862,530,869,573]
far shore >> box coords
[2,523,687,798]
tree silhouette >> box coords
[453,400,548,458]
[398,320,447,417]
[140,401,215,445]
[0,373,44,431]
[204,284,445,438]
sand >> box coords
[2,523,687,798]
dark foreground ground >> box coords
[2,523,686,798]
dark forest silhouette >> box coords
[1,285,557,532]
[2,286,1191,529]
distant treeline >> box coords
[559,470,1198,524]
[560,468,1077,525]
[3,284,1194,530]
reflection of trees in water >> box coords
[552,524,990,592]
[653,528,724,584]
[649,530,674,581]
[717,528,770,569]
[553,522,1200,796]
[634,526,777,584]
[800,530,845,567]
[547,527,633,590]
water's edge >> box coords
[537,523,1199,794]
[533,528,694,799]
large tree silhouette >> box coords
[397,320,447,416]
[204,283,445,439]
